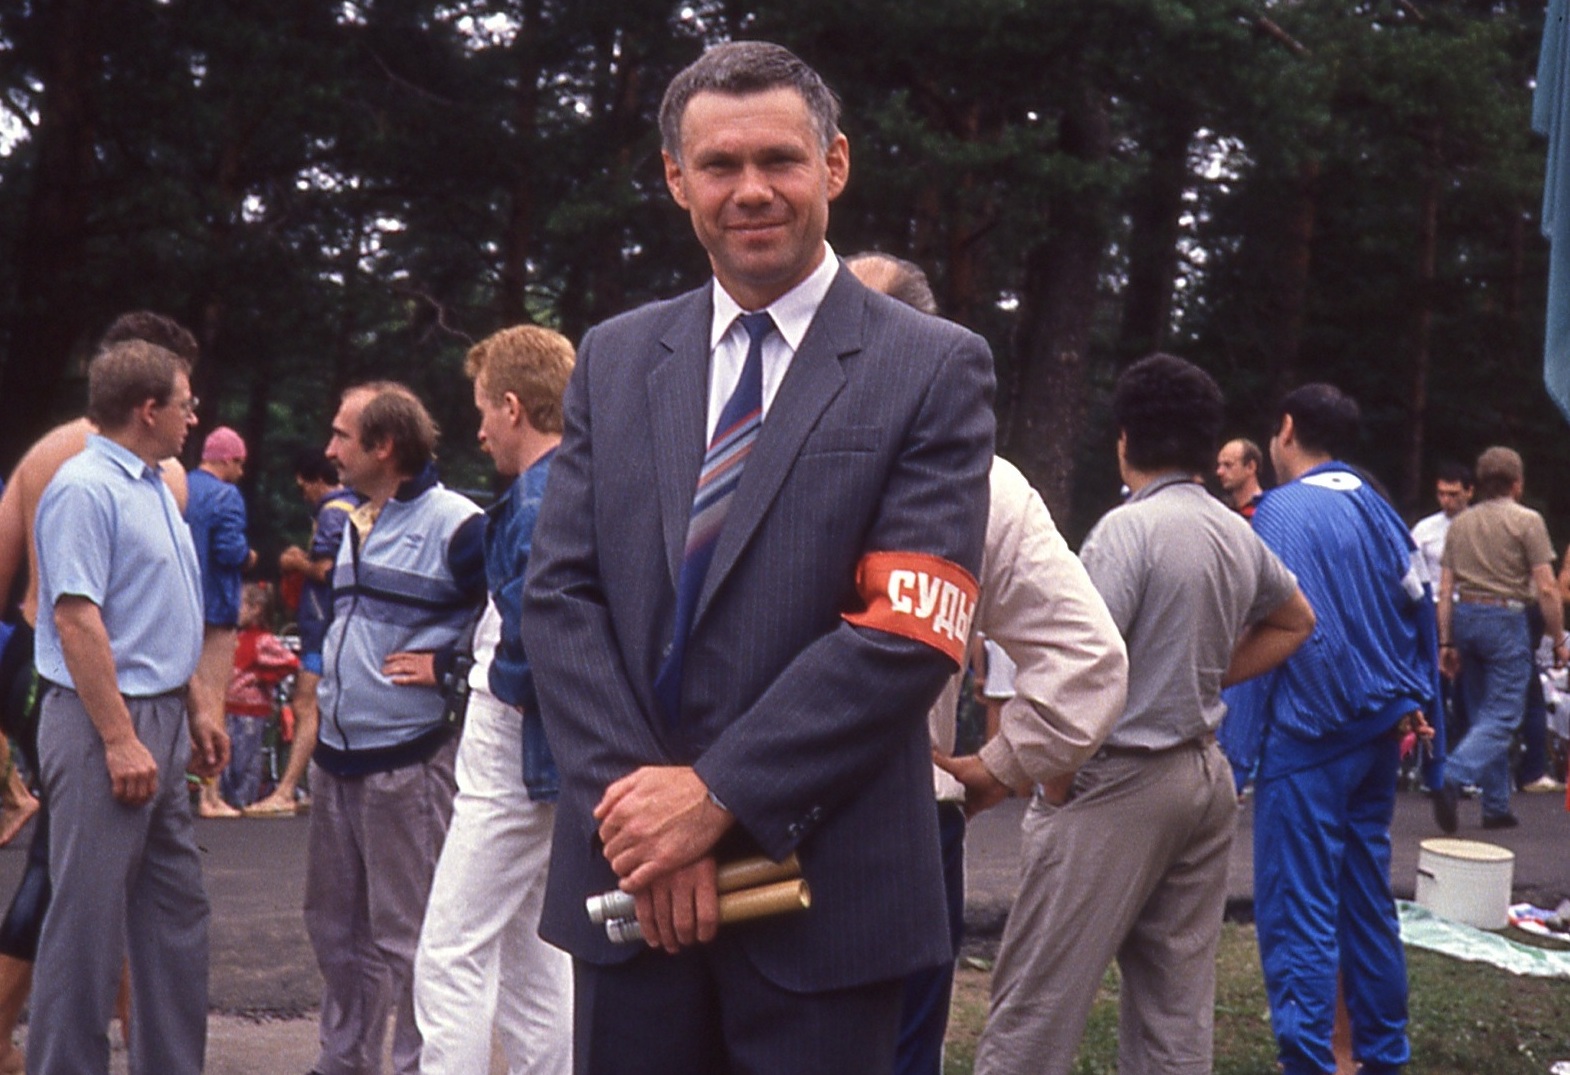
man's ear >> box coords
[663,150,690,211]
[370,436,396,463]
[1277,414,1296,448]
[503,391,526,429]
[134,397,160,429]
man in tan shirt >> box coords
[1435,446,1566,831]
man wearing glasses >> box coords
[26,340,229,1075]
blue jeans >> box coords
[1446,603,1532,818]
[220,713,268,807]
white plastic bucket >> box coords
[1414,838,1514,929]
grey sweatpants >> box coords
[973,739,1237,1075]
[304,739,457,1075]
[29,685,211,1075]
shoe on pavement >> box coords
[1432,781,1460,834]
[1522,775,1565,793]
[1481,812,1521,830]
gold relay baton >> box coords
[604,878,812,945]
[584,852,802,926]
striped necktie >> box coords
[654,311,775,725]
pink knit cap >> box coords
[202,426,247,462]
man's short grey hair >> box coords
[845,252,938,316]
[659,41,842,162]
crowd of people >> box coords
[0,37,1546,1075]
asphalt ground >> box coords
[0,784,1565,1071]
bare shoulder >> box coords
[161,460,189,512]
[15,419,93,494]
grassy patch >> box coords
[943,923,1570,1074]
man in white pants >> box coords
[414,326,576,1073]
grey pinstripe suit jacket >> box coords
[521,265,994,992]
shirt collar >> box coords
[393,461,440,502]
[709,242,840,353]
[1127,471,1199,502]
[86,433,161,483]
[315,485,354,511]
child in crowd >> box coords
[218,583,299,810]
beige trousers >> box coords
[974,739,1237,1075]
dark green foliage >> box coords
[0,0,1557,555]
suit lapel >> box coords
[694,268,864,626]
[647,287,714,588]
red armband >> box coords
[842,551,979,666]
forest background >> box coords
[0,0,1560,563]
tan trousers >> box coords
[974,739,1237,1075]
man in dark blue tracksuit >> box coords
[1222,384,1441,1075]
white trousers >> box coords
[415,690,572,1075]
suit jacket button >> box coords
[662,643,672,658]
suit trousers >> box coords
[973,739,1237,1075]
[572,938,903,1075]
[29,686,210,1075]
[304,739,457,1075]
[415,691,572,1074]
[894,800,967,1075]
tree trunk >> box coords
[0,0,109,465]
[1004,88,1111,526]
[1268,158,1319,400]
[497,0,542,326]
[1117,108,1195,362]
[1403,121,1441,511]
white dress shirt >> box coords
[705,244,839,443]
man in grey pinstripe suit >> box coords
[521,40,995,1075]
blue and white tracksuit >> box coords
[1221,462,1442,1075]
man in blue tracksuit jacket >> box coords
[306,382,486,1075]
[1221,384,1442,1075]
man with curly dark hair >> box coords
[968,354,1313,1075]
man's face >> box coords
[1436,479,1471,517]
[152,373,197,460]
[473,375,521,479]
[1215,442,1254,494]
[663,87,849,309]
[212,457,244,483]
[295,474,327,505]
[325,390,380,495]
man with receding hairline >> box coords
[306,382,486,1075]
[28,340,227,1075]
[849,250,1129,1075]
[1216,437,1265,518]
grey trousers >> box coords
[973,739,1237,1075]
[28,686,211,1075]
[304,738,457,1075]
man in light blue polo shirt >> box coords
[28,339,230,1075]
